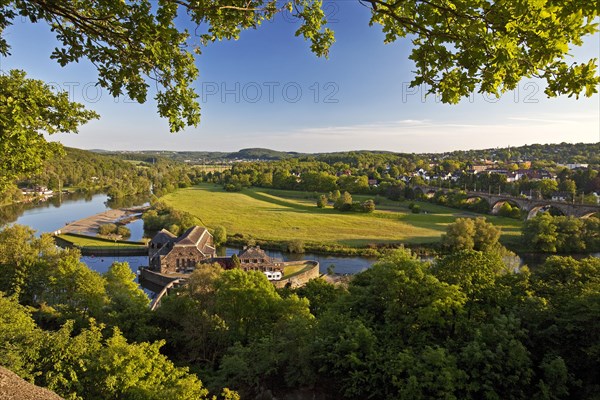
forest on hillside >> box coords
[106,142,600,165]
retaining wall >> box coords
[272,261,320,289]
[140,261,320,301]
[139,268,182,288]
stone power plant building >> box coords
[147,226,284,279]
[148,226,216,274]
[142,226,320,302]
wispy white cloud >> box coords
[49,111,599,153]
[245,114,599,152]
[508,116,586,124]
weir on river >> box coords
[59,206,149,235]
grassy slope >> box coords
[161,184,522,248]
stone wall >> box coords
[139,268,181,288]
[160,246,210,274]
[272,261,320,289]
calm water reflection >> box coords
[123,218,146,242]
[1,193,111,234]
[81,255,148,274]
[1,193,150,237]
[1,193,148,274]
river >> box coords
[0,194,149,274]
[3,194,597,276]
[0,194,377,275]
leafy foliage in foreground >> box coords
[0,225,229,399]
[1,224,599,399]
[2,0,597,131]
[154,247,599,399]
[172,250,600,399]
[0,71,98,193]
[0,299,210,400]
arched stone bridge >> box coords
[413,186,600,219]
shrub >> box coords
[316,195,328,208]
[287,239,305,254]
[213,226,227,246]
[116,225,131,238]
[328,190,341,202]
[168,224,181,236]
[98,223,130,238]
[362,199,376,213]
[334,192,353,211]
[224,183,242,192]
[412,205,421,214]
[98,223,117,236]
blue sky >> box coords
[1,2,599,153]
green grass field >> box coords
[56,233,146,249]
[160,184,522,248]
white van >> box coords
[264,271,282,281]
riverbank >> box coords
[54,233,147,256]
[225,235,440,258]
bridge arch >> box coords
[414,185,600,218]
[579,211,600,219]
[424,189,437,198]
[150,278,184,311]
[465,196,491,213]
[412,186,425,198]
[491,199,524,218]
[527,205,566,220]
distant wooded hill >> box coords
[96,142,599,165]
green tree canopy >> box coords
[1,1,598,193]
[0,293,215,399]
[441,216,501,251]
[2,0,597,119]
[104,262,153,341]
[213,225,227,246]
[0,70,98,192]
